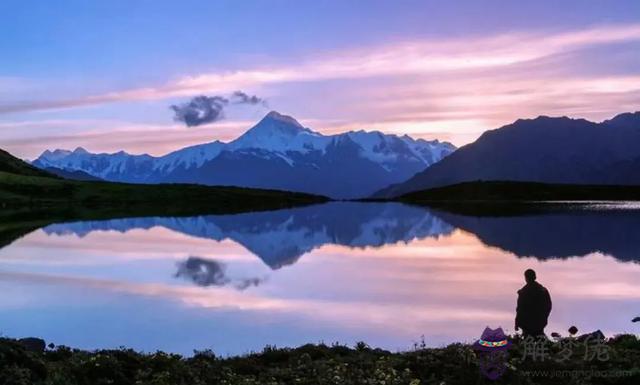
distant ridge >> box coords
[33,111,456,199]
[374,111,640,198]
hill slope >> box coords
[374,112,640,198]
[0,149,53,178]
[0,171,327,213]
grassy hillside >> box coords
[396,180,640,203]
[0,171,328,213]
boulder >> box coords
[576,330,605,342]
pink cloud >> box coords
[2,23,639,115]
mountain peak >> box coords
[238,111,315,140]
[37,148,71,162]
[261,111,305,129]
[229,111,324,153]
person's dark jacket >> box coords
[516,281,552,335]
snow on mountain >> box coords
[39,149,73,162]
[33,111,456,198]
[153,141,225,172]
[34,147,154,182]
[229,111,331,154]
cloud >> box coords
[231,90,267,106]
[170,91,267,126]
[3,23,640,158]
[170,95,229,126]
[175,256,265,290]
[3,23,640,116]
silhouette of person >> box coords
[515,269,552,337]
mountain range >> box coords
[375,112,640,197]
[33,111,456,199]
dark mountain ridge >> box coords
[375,111,640,198]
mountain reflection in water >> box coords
[42,202,640,267]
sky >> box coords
[1,0,639,159]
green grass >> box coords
[0,335,638,384]
[396,181,640,203]
[0,171,328,214]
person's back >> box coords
[515,269,552,337]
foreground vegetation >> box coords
[0,335,638,385]
[397,181,640,203]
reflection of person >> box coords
[515,269,552,337]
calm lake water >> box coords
[1,202,639,356]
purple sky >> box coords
[1,0,639,159]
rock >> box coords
[18,337,46,352]
[576,330,605,342]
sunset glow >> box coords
[1,1,639,158]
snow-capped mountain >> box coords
[33,111,456,198]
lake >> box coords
[1,202,639,356]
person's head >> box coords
[524,269,537,283]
